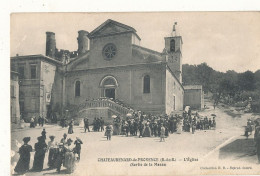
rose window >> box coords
[103,43,117,60]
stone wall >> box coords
[40,61,57,117]
[165,67,184,114]
[11,72,20,123]
[65,64,165,115]
[184,85,203,110]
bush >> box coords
[234,101,248,107]
[251,100,260,113]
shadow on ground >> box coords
[223,109,242,118]
[42,169,70,175]
[219,138,256,163]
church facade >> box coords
[11,19,184,121]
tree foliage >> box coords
[182,63,260,110]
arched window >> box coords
[75,81,80,97]
[103,78,116,87]
[143,75,150,93]
[170,39,175,52]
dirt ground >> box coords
[11,100,260,175]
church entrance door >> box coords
[105,88,115,99]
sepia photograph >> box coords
[9,12,260,175]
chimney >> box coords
[77,30,89,56]
[46,32,56,58]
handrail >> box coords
[79,99,133,115]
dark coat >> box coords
[14,144,32,174]
[32,141,47,171]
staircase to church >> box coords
[77,98,134,122]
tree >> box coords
[237,71,255,91]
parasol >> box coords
[126,113,132,117]
[211,114,216,117]
[112,115,117,118]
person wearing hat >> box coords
[73,137,83,161]
[138,121,144,138]
[41,128,47,140]
[212,116,216,129]
[84,118,90,132]
[192,117,196,134]
[14,137,32,174]
[30,117,35,128]
[160,124,165,142]
[100,117,105,132]
[32,136,47,171]
[64,138,76,173]
[254,121,260,163]
[105,124,112,140]
[68,120,74,134]
[60,133,68,145]
[143,123,152,137]
[55,143,65,173]
[47,136,57,169]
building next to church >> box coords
[184,85,204,110]
[11,71,20,123]
[11,19,186,122]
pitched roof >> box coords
[88,19,140,39]
[132,44,163,63]
[11,54,62,65]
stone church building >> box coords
[11,19,185,121]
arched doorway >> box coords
[100,76,118,100]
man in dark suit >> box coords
[100,117,105,132]
[84,118,90,132]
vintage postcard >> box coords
[10,12,260,175]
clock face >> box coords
[102,43,117,60]
[168,55,178,63]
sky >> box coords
[10,12,260,73]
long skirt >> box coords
[68,126,74,134]
[30,122,35,128]
[143,127,151,137]
[177,124,182,134]
[54,153,63,170]
[64,152,76,173]
[113,125,121,135]
[48,148,57,168]
[32,151,46,171]
[14,155,30,174]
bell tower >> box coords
[164,36,183,83]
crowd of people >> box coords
[30,116,46,128]
[92,117,105,132]
[13,129,83,175]
[103,110,217,141]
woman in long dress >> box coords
[47,136,57,169]
[176,117,183,134]
[32,136,47,171]
[160,125,165,142]
[68,120,74,134]
[64,138,76,173]
[30,117,35,128]
[55,143,65,173]
[14,137,32,174]
[143,123,151,137]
